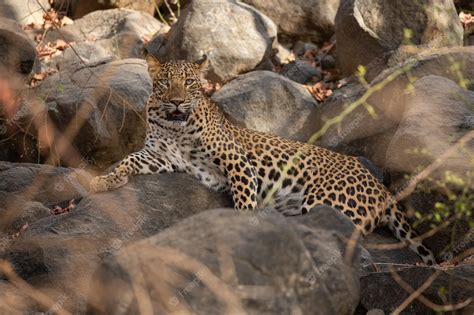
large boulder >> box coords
[155,0,277,83]
[10,58,151,168]
[385,76,474,178]
[316,47,474,172]
[44,9,167,64]
[0,18,37,75]
[242,0,340,43]
[86,206,361,315]
[0,161,92,232]
[212,71,320,142]
[335,0,464,77]
[0,0,50,26]
[3,10,167,166]
[0,163,232,313]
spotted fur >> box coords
[90,56,435,265]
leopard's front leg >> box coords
[222,152,258,210]
[89,149,173,193]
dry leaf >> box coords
[306,82,334,103]
[29,68,57,87]
[460,12,474,28]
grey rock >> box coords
[361,230,421,276]
[34,58,152,168]
[316,47,474,170]
[5,201,51,234]
[242,0,340,43]
[46,9,163,43]
[212,71,319,142]
[0,170,232,314]
[0,17,37,75]
[275,43,292,63]
[86,206,360,315]
[281,60,321,84]
[360,264,474,314]
[0,0,50,26]
[0,161,91,209]
[293,41,319,56]
[336,0,464,76]
[320,54,336,69]
[53,0,159,19]
[45,9,167,64]
[385,75,474,179]
[156,0,277,83]
[460,113,474,129]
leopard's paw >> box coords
[89,175,111,193]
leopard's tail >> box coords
[385,199,436,265]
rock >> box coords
[0,18,37,75]
[361,229,421,273]
[316,47,474,170]
[53,0,160,19]
[385,76,474,178]
[44,9,167,65]
[0,0,50,26]
[360,264,474,314]
[4,202,51,234]
[155,0,277,83]
[212,71,319,142]
[281,60,321,84]
[242,0,340,43]
[0,169,232,314]
[0,161,91,208]
[321,54,336,69]
[335,0,464,76]
[276,43,292,63]
[3,10,166,166]
[32,58,152,168]
[86,206,360,314]
[293,41,319,56]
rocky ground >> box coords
[0,0,473,314]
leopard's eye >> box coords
[158,79,169,86]
[185,79,195,85]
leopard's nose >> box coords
[170,98,184,106]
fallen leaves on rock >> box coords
[459,12,474,28]
[305,82,334,102]
[36,39,71,61]
[24,8,74,44]
[50,199,77,215]
[278,38,341,103]
[29,68,57,87]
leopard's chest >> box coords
[175,138,228,191]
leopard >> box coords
[89,54,436,265]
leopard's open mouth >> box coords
[166,110,189,122]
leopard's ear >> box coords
[194,54,209,73]
[144,51,161,73]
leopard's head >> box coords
[146,54,208,124]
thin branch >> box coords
[365,214,460,250]
[394,130,474,202]
[390,266,472,313]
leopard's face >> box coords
[146,55,208,125]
